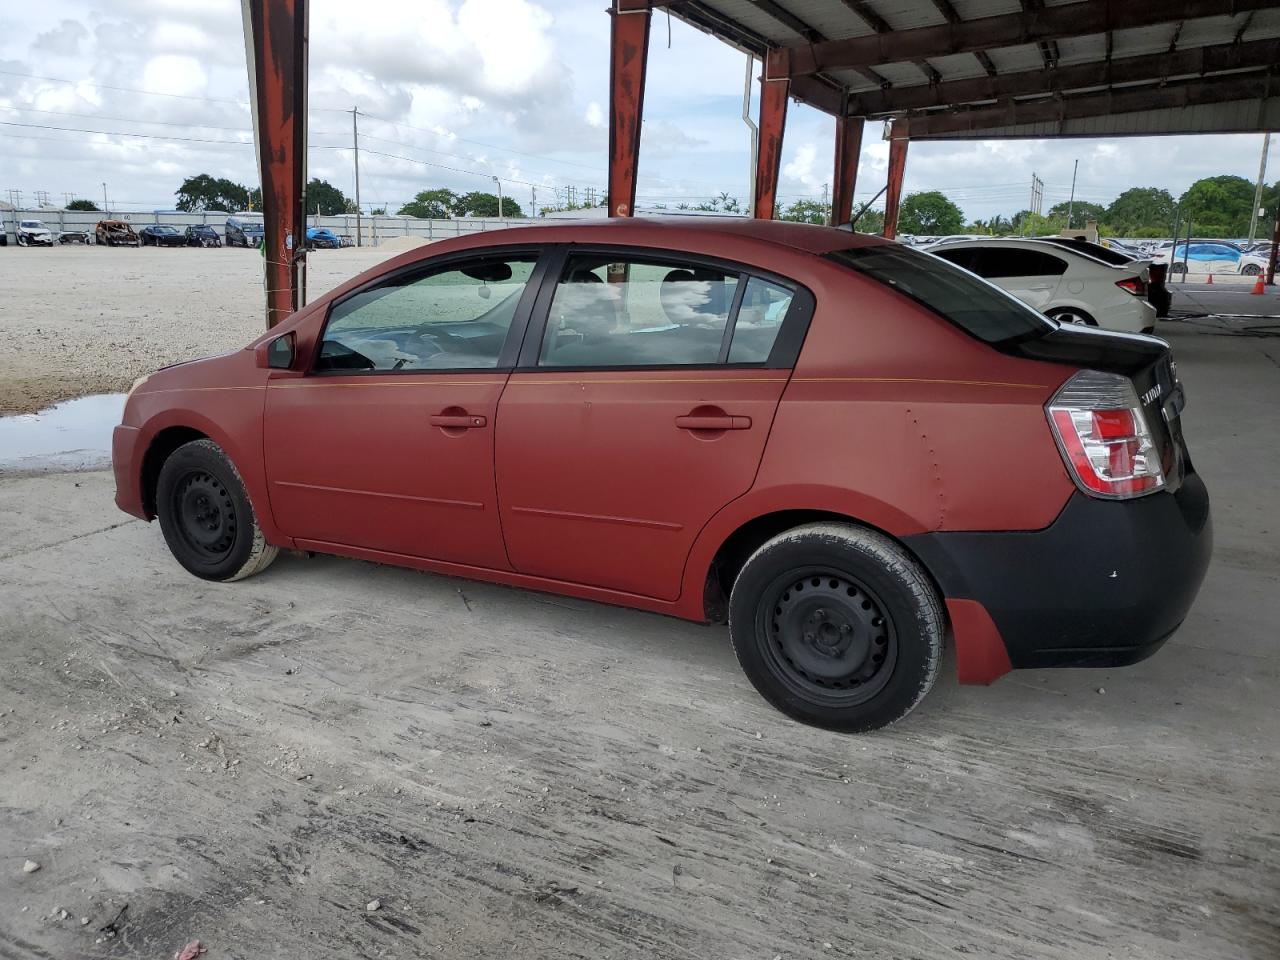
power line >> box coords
[0,68,251,106]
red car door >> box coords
[264,250,545,568]
[495,249,811,601]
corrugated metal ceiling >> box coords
[671,0,1280,136]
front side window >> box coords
[538,255,740,367]
[830,245,1054,346]
[317,255,537,372]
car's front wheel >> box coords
[1242,263,1263,276]
[728,523,943,732]
[156,439,279,582]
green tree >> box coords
[851,206,884,234]
[398,188,458,219]
[175,174,251,212]
[780,199,828,225]
[66,198,99,211]
[1048,200,1106,228]
[1178,175,1255,237]
[1104,187,1175,236]
[1010,209,1067,236]
[304,178,350,216]
[898,191,964,235]
[455,190,525,218]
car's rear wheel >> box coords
[156,439,278,582]
[728,523,943,732]
[1046,307,1097,327]
[1242,263,1263,276]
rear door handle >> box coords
[675,414,751,431]
[430,414,487,428]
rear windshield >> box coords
[826,245,1055,346]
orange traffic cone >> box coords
[1252,275,1266,295]
[1206,273,1213,284]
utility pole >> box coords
[1249,132,1271,244]
[492,176,503,218]
[1066,159,1079,228]
[822,182,830,225]
[531,186,537,218]
[351,107,362,247]
[101,183,108,215]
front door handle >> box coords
[430,413,487,429]
[675,414,751,431]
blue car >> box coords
[306,227,341,249]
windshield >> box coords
[155,226,178,234]
[826,244,1055,346]
[21,220,44,229]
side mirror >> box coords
[256,331,296,370]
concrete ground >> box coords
[1,327,1278,960]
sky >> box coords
[0,0,1273,221]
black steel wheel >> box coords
[156,439,278,582]
[729,523,943,732]
[759,568,897,708]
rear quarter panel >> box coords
[750,260,1076,534]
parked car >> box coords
[305,226,341,249]
[58,227,92,244]
[112,219,1210,732]
[16,219,54,246]
[185,224,222,248]
[226,216,265,248]
[139,224,187,247]
[1034,236,1171,318]
[96,220,140,247]
[1153,240,1245,276]
[926,238,1156,333]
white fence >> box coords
[1,208,538,246]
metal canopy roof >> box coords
[668,0,1280,138]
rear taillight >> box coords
[1047,370,1165,499]
[1116,276,1146,296]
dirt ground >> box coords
[0,245,399,415]
[1,323,1277,959]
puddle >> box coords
[0,394,126,474]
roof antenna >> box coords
[847,185,888,231]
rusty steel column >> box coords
[607,0,651,218]
[242,0,308,327]
[882,127,909,240]
[831,115,864,226]
[754,50,790,220]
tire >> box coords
[728,523,944,732]
[1046,307,1097,327]
[156,439,279,582]
[1169,262,1186,276]
[1242,263,1263,276]
[16,235,26,247]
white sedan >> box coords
[925,238,1156,334]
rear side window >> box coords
[972,247,1068,279]
[539,255,740,367]
[827,245,1054,346]
[730,277,793,363]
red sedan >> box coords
[112,219,1211,731]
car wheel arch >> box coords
[683,489,934,622]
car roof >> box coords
[462,216,891,257]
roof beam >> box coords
[889,71,1279,138]
[929,0,998,77]
[781,0,1279,76]
[1020,0,1059,68]
[845,37,1280,116]
[743,0,890,93]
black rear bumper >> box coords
[904,470,1212,669]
